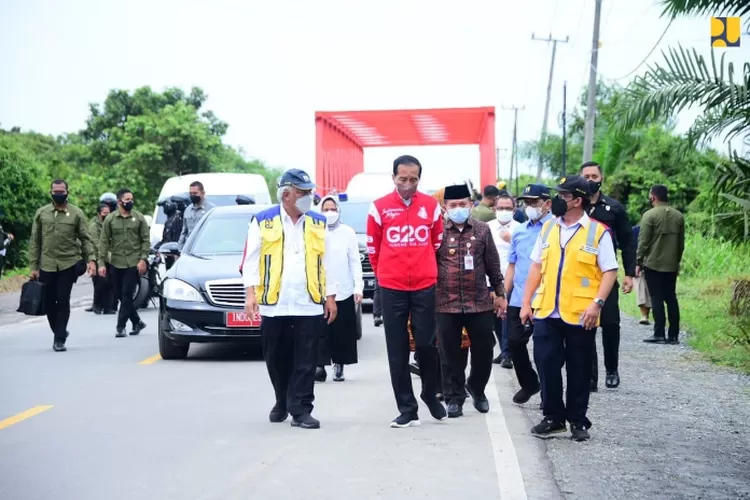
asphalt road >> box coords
[0,304,562,500]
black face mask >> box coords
[551,196,570,217]
[189,195,202,205]
[592,181,602,193]
[51,193,68,205]
[122,201,134,212]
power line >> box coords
[608,18,674,81]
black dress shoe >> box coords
[408,362,420,376]
[512,385,540,404]
[85,306,94,312]
[116,328,127,338]
[315,366,327,382]
[590,381,598,392]
[333,364,344,382]
[666,338,679,345]
[500,356,513,369]
[52,341,67,352]
[103,309,116,315]
[269,405,288,423]
[465,384,490,413]
[422,397,447,421]
[291,414,320,429]
[447,403,463,418]
[130,321,147,336]
[93,307,103,315]
[643,335,666,344]
[492,355,503,364]
[605,371,620,388]
[373,316,383,327]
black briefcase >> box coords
[17,280,46,316]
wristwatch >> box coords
[593,298,605,307]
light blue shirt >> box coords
[507,213,554,308]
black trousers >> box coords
[591,282,621,383]
[317,295,358,366]
[534,318,596,428]
[373,279,382,317]
[261,315,321,416]
[92,275,113,311]
[109,265,141,330]
[436,311,495,405]
[39,265,77,342]
[507,306,540,392]
[381,285,440,416]
[644,268,680,339]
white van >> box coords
[150,173,272,247]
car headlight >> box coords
[162,278,204,302]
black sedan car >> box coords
[157,205,362,360]
[336,199,377,300]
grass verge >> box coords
[0,267,30,295]
[621,233,750,373]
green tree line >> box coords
[0,86,283,270]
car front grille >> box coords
[360,251,373,274]
[205,279,245,307]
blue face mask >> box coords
[447,207,470,224]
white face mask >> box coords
[525,206,541,221]
[495,210,513,223]
[294,193,313,213]
[323,210,339,225]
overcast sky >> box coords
[1,0,747,189]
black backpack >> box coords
[17,280,46,316]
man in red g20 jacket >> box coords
[366,155,448,428]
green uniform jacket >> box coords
[98,209,150,269]
[29,203,95,273]
[637,204,685,273]
[470,204,495,223]
[89,218,104,262]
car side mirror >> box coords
[159,242,181,256]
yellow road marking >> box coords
[0,405,54,431]
[138,353,162,365]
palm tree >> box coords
[617,0,750,239]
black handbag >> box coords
[73,260,87,283]
[17,280,46,316]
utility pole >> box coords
[502,105,524,196]
[532,33,569,183]
[562,81,568,177]
[495,147,508,180]
[582,0,603,162]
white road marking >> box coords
[485,370,529,500]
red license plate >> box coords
[225,311,262,328]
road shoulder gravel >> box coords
[516,314,750,500]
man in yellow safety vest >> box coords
[243,168,338,430]
[520,175,618,442]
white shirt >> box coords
[487,218,522,277]
[242,205,337,317]
[325,223,364,301]
[529,212,618,319]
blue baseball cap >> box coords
[278,168,316,190]
[518,184,551,200]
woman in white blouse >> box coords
[314,195,364,382]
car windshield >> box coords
[339,202,370,234]
[155,195,247,224]
[188,213,254,255]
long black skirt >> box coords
[317,295,358,366]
